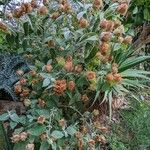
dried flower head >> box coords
[38,99,46,108]
[20,132,28,141]
[95,135,107,144]
[25,143,34,150]
[38,6,48,15]
[100,42,110,55]
[14,84,22,94]
[117,3,128,15]
[51,12,60,20]
[88,139,95,147]
[11,134,20,143]
[54,79,67,95]
[114,73,122,82]
[58,119,66,128]
[79,17,89,28]
[106,73,114,81]
[48,40,55,47]
[92,0,103,10]
[37,115,46,124]
[87,71,96,80]
[123,35,132,44]
[44,64,53,72]
[93,109,100,116]
[81,94,89,103]
[64,57,73,72]
[75,64,83,73]
[20,78,27,85]
[68,81,75,91]
[40,133,47,141]
[23,99,31,107]
[0,21,8,32]
[100,32,112,42]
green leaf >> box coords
[144,8,150,21]
[133,7,138,14]
[10,113,20,123]
[13,141,27,150]
[85,46,99,62]
[40,141,50,150]
[0,113,9,121]
[51,130,64,139]
[119,56,150,72]
[42,78,51,87]
[66,126,76,136]
[10,121,18,129]
[28,124,46,136]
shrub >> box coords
[0,0,150,149]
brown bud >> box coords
[37,115,46,124]
[88,139,95,147]
[44,64,53,72]
[123,35,132,44]
[38,6,48,15]
[16,70,24,76]
[23,99,31,107]
[100,42,109,55]
[59,119,66,128]
[11,134,20,143]
[20,132,28,141]
[106,73,114,81]
[48,40,55,47]
[92,0,103,10]
[68,81,75,91]
[40,133,47,141]
[14,84,22,94]
[75,131,82,139]
[20,78,27,85]
[100,32,112,42]
[93,109,99,116]
[51,12,60,20]
[117,3,128,15]
[87,71,96,80]
[74,64,83,73]
[38,99,46,108]
[114,73,122,82]
[81,94,89,103]
[25,143,34,150]
[79,17,88,28]
[30,70,36,77]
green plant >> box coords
[108,100,150,150]
[0,0,150,149]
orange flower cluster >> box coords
[13,3,32,18]
[54,79,67,95]
[106,63,122,83]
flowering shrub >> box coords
[0,0,150,149]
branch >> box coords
[133,23,150,50]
